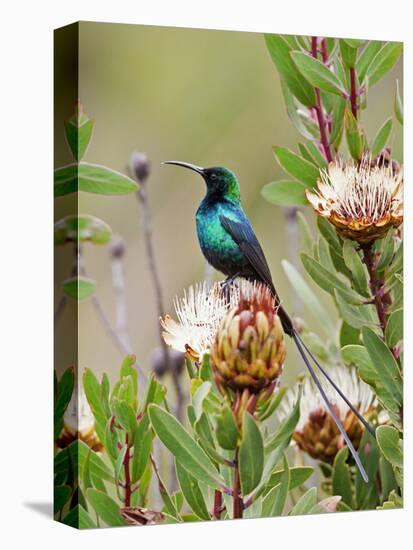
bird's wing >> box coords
[220,214,275,291]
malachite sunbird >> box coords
[164,160,375,482]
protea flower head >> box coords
[160,282,241,361]
[56,388,103,452]
[306,157,403,244]
[278,366,375,463]
[211,282,286,394]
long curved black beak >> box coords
[162,160,205,175]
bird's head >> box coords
[163,161,240,202]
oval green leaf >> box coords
[261,180,309,206]
[148,404,226,490]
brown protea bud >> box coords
[211,283,286,393]
[306,156,403,244]
[293,406,364,463]
[277,366,376,464]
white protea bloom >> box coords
[277,365,376,463]
[56,388,103,451]
[306,157,403,244]
[160,280,256,360]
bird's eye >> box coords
[210,174,217,180]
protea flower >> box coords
[278,366,375,463]
[211,282,286,393]
[56,389,103,452]
[306,157,403,244]
[160,282,241,360]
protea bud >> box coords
[56,389,103,452]
[211,283,286,393]
[278,366,376,464]
[306,156,403,244]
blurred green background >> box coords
[55,22,402,391]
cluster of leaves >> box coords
[54,104,138,301]
[54,359,168,527]
[261,35,402,207]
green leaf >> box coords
[289,487,318,515]
[334,289,376,329]
[330,96,346,147]
[216,406,240,450]
[367,42,403,87]
[339,39,358,68]
[261,180,309,207]
[394,80,403,125]
[265,390,300,453]
[356,41,382,82]
[371,117,393,157]
[345,109,363,160]
[280,81,315,140]
[257,385,288,422]
[63,504,97,529]
[339,321,360,347]
[265,35,316,106]
[343,38,366,49]
[355,430,380,509]
[375,227,395,272]
[132,430,152,483]
[301,253,363,304]
[63,276,96,301]
[332,447,353,508]
[273,147,320,187]
[114,445,127,486]
[385,309,403,349]
[86,489,126,527]
[77,440,114,483]
[282,259,333,335]
[342,240,369,294]
[362,327,403,404]
[83,369,107,426]
[143,375,167,411]
[239,413,264,495]
[305,141,328,168]
[64,107,94,162]
[376,425,403,468]
[148,405,226,490]
[296,211,314,252]
[54,163,138,197]
[291,51,346,96]
[267,466,313,492]
[262,455,290,516]
[54,215,112,246]
[176,460,210,520]
[192,382,212,420]
[379,457,398,501]
[113,399,138,437]
[54,485,72,514]
[317,216,342,256]
[340,344,400,422]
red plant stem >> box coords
[233,450,243,519]
[124,435,132,507]
[213,490,223,520]
[321,38,328,63]
[311,36,333,163]
[349,66,358,119]
[362,245,386,333]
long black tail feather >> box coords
[292,331,369,483]
[295,331,376,439]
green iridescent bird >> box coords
[164,160,375,482]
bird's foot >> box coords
[219,274,240,302]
